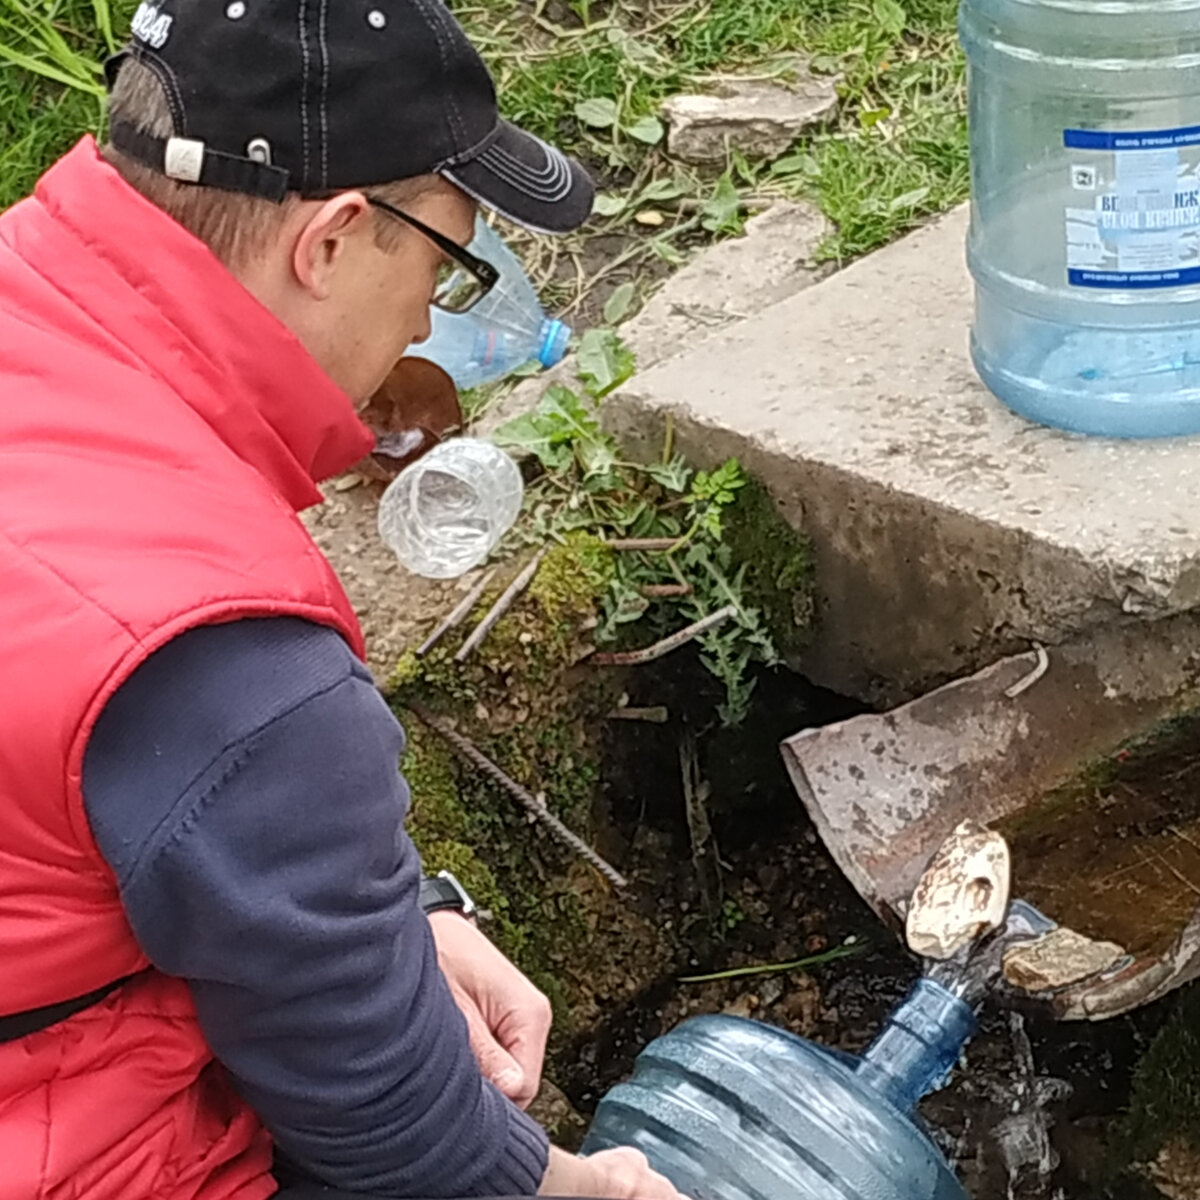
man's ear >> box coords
[292,192,371,300]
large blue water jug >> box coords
[582,978,973,1200]
[961,0,1200,437]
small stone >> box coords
[722,992,758,1019]
[635,209,666,227]
[1003,927,1126,992]
[662,64,839,165]
[777,975,821,1035]
[758,977,785,1007]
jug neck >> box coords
[853,977,976,1114]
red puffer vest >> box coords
[0,139,375,1199]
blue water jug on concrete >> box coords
[582,978,972,1200]
[961,0,1200,437]
[408,217,570,391]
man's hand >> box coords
[539,1146,688,1200]
[428,910,552,1109]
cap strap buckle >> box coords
[164,137,205,183]
[109,121,291,203]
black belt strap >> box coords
[0,975,136,1045]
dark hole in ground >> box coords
[555,651,1191,1198]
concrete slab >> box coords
[607,205,1200,703]
[482,201,830,435]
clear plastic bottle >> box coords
[962,0,1200,436]
[582,977,973,1200]
[408,217,571,391]
[376,438,523,579]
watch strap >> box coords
[419,870,477,921]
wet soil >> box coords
[1002,714,1200,965]
[551,653,1191,1199]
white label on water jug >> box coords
[1063,124,1200,289]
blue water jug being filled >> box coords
[408,216,570,391]
[961,0,1200,437]
[583,824,1052,1200]
[583,977,974,1200]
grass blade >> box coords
[92,0,116,52]
[0,42,103,94]
[678,942,864,984]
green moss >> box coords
[528,534,615,627]
[389,539,624,1033]
[402,726,472,845]
[1110,985,1200,1176]
[722,477,815,658]
[418,837,529,960]
[390,648,424,689]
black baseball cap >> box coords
[105,0,594,233]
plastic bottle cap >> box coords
[538,319,571,369]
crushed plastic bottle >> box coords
[961,0,1200,436]
[407,216,570,391]
[376,438,523,579]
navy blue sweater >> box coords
[81,617,547,1197]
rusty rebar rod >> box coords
[605,537,680,552]
[640,583,692,598]
[418,568,497,657]
[606,706,670,723]
[455,548,546,663]
[407,703,629,889]
[590,604,739,667]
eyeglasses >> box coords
[365,196,499,315]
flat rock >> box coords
[1003,928,1126,993]
[629,201,830,359]
[607,204,1200,703]
[663,68,839,164]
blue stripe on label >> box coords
[1069,266,1200,289]
[1065,125,1200,151]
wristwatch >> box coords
[419,869,477,923]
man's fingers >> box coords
[499,992,552,1107]
[464,1001,528,1102]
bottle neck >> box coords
[538,318,570,368]
[853,978,976,1114]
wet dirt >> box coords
[550,652,1190,1199]
[1001,714,1200,964]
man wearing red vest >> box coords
[0,2,685,1199]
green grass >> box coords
[0,0,967,276]
[453,0,967,261]
[0,0,129,209]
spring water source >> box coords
[583,826,1060,1200]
